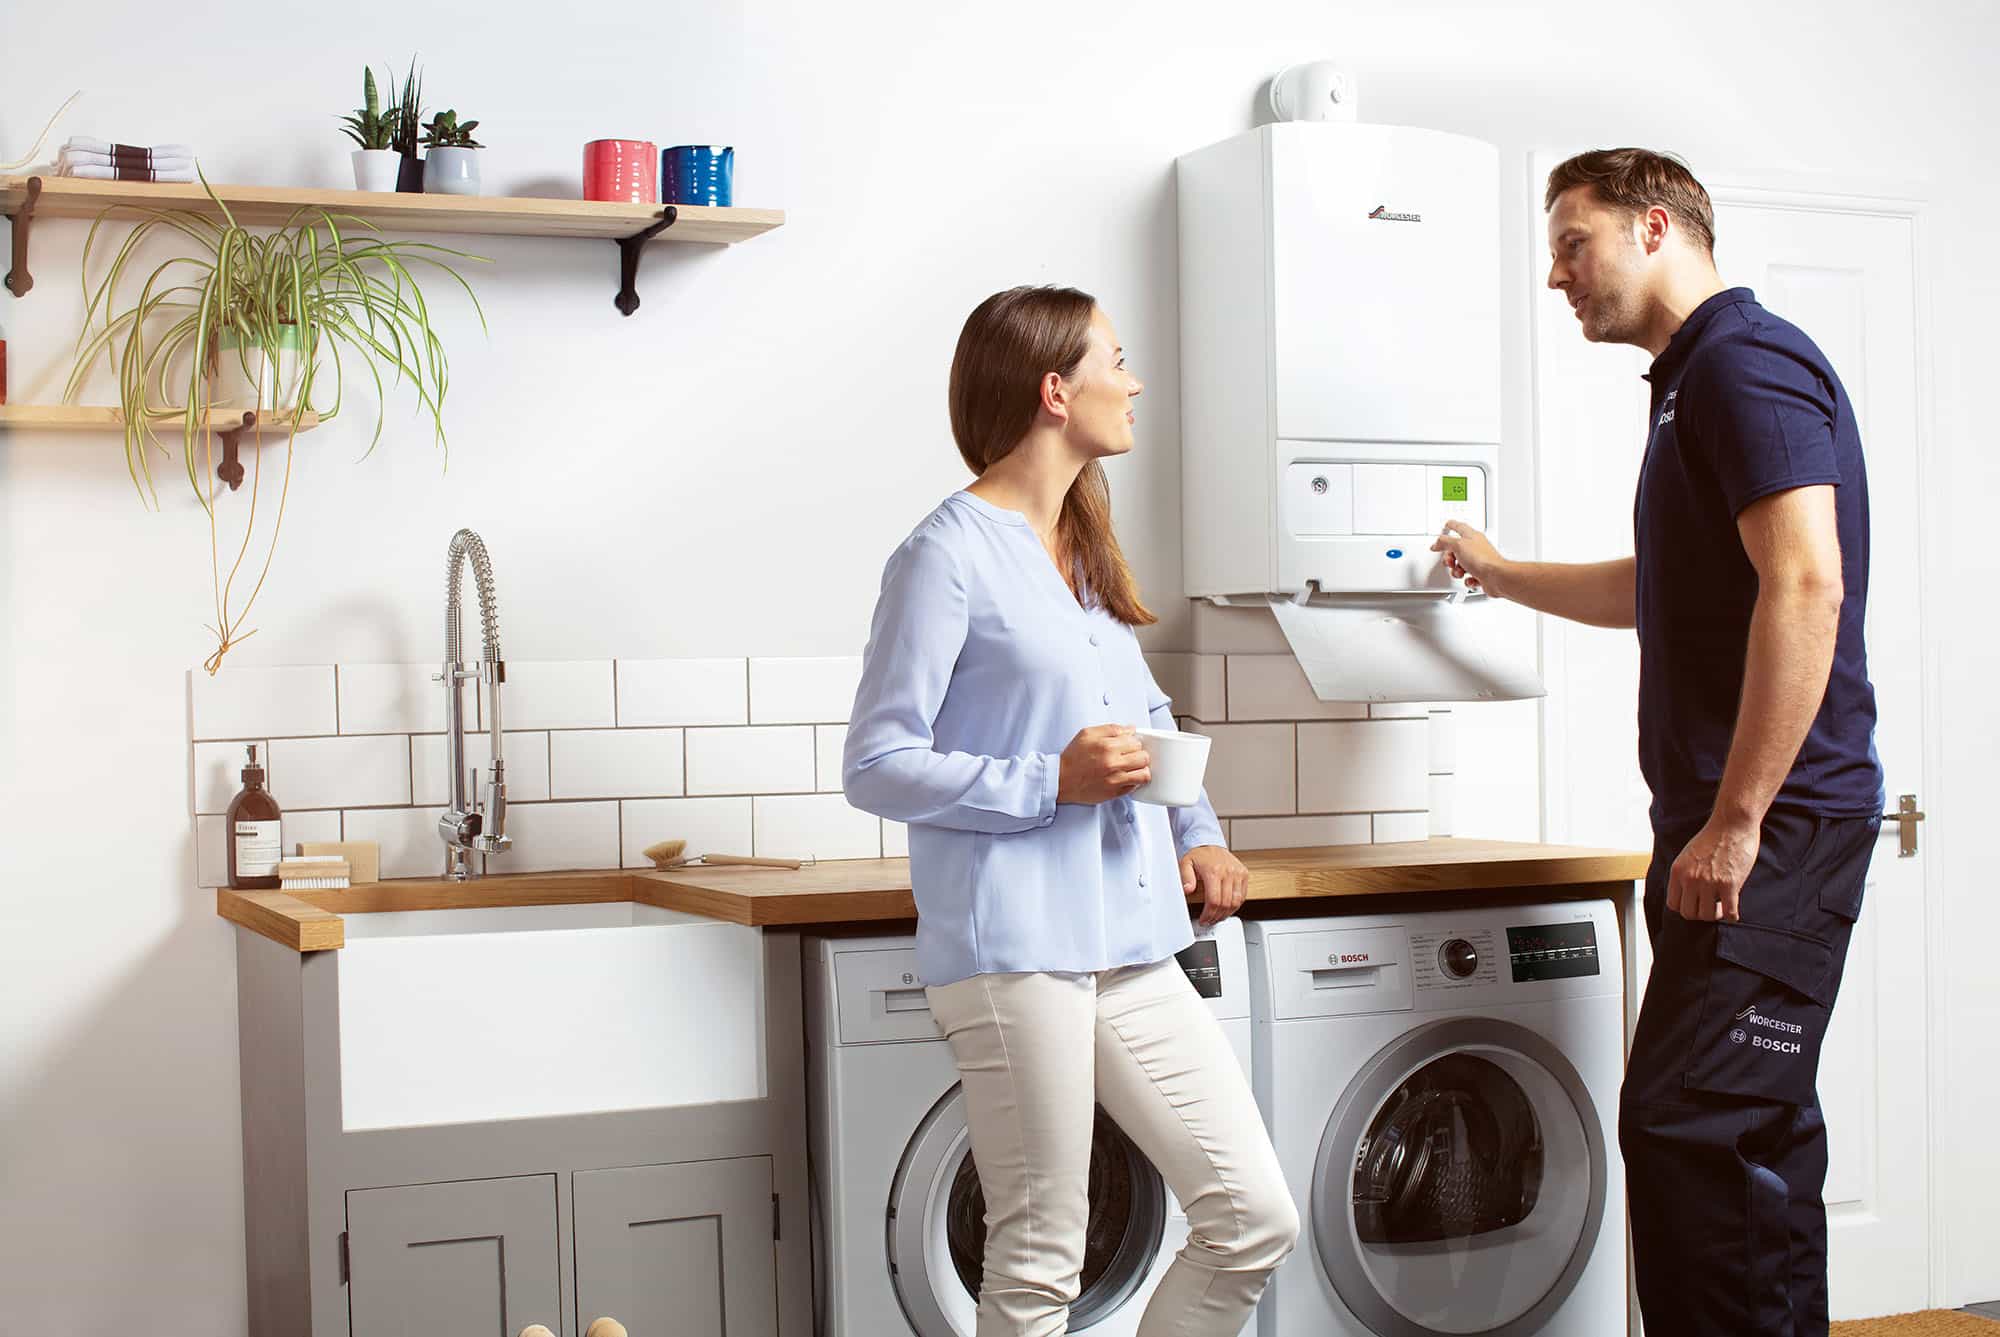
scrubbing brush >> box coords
[641,838,813,871]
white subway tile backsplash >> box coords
[1143,652,1227,723]
[1298,719,1430,814]
[194,739,269,815]
[413,731,551,806]
[189,652,1462,882]
[749,657,863,724]
[1188,723,1296,818]
[549,729,684,800]
[617,658,748,727]
[754,794,881,860]
[1428,775,1455,837]
[686,726,814,796]
[1373,811,1431,844]
[484,802,621,874]
[191,665,336,740]
[1231,814,1372,851]
[340,807,447,880]
[1190,603,1291,655]
[268,735,412,811]
[815,726,848,792]
[621,797,754,866]
[483,660,615,731]
[338,663,449,735]
[284,809,344,853]
[1428,709,1456,775]
[1225,656,1367,722]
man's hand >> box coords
[1181,845,1248,927]
[1667,817,1761,922]
[1432,520,1511,596]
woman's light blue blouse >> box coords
[843,490,1227,986]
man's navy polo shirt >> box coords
[1634,287,1883,828]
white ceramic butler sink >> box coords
[336,903,766,1131]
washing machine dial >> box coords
[1439,938,1479,979]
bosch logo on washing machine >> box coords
[1329,951,1372,965]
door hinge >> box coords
[338,1230,350,1283]
[773,1192,781,1241]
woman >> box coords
[843,286,1299,1336]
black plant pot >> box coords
[395,153,425,194]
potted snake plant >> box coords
[389,58,425,193]
[341,66,398,191]
[63,171,487,672]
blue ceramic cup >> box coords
[661,145,734,206]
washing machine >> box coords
[804,917,1254,1336]
[1245,900,1624,1337]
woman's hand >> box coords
[1182,845,1248,927]
[1057,724,1150,804]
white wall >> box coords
[3,1,1996,1329]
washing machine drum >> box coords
[890,1088,1169,1335]
[1352,1053,1543,1244]
[1313,1020,1608,1336]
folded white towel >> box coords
[59,163,196,182]
[64,137,195,159]
[60,147,194,170]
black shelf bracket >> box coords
[215,411,260,491]
[6,174,43,298]
[613,206,678,316]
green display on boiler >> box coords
[1441,475,1469,502]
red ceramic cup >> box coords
[583,139,659,203]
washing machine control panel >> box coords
[1504,920,1601,982]
[1409,928,1499,989]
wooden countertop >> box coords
[216,838,1650,952]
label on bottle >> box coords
[234,820,282,877]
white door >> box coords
[1532,173,1936,1319]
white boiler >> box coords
[1175,121,1540,703]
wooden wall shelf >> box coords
[0,405,323,491]
[2,174,783,313]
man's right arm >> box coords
[1431,522,1636,629]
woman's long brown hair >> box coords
[946,285,1157,627]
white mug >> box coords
[1130,728,1213,807]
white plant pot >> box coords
[424,147,482,196]
[209,328,307,415]
[351,148,401,192]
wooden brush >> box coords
[640,838,811,871]
[642,838,690,868]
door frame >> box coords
[1523,161,1951,1306]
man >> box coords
[1433,149,1883,1335]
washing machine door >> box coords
[887,1084,1171,1335]
[1312,1017,1607,1336]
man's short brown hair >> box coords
[1544,148,1715,254]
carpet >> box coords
[1831,1312,1999,1335]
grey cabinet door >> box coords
[347,1174,562,1337]
[573,1156,778,1337]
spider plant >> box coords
[63,169,487,672]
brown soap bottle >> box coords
[226,743,283,890]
